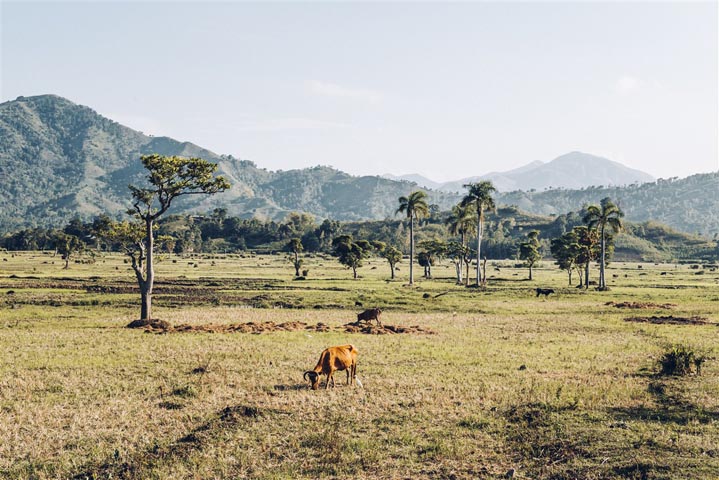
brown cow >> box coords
[304,344,358,390]
[357,307,382,326]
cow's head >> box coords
[304,371,320,390]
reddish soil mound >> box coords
[127,319,172,329]
[343,322,435,335]
[135,319,430,335]
[142,320,333,334]
[624,315,709,326]
[606,301,676,310]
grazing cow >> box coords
[304,344,358,390]
[536,288,554,298]
[357,307,382,326]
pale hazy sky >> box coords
[1,1,717,181]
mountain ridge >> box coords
[0,94,459,231]
[1,94,716,236]
[388,153,654,192]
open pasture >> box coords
[1,252,718,479]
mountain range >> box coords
[0,94,717,236]
[384,152,655,192]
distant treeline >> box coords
[1,206,717,264]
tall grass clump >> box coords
[659,344,708,376]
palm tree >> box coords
[461,181,496,286]
[445,204,475,284]
[582,197,624,290]
[397,191,430,285]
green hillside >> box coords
[495,173,719,237]
[0,95,457,232]
[1,94,717,238]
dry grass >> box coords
[0,252,718,479]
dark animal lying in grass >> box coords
[536,288,554,298]
[304,344,358,390]
[357,307,382,326]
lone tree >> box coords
[461,181,496,286]
[54,232,84,269]
[286,237,304,276]
[574,225,601,289]
[417,240,446,279]
[518,230,541,280]
[583,197,624,290]
[550,230,582,286]
[373,241,402,279]
[332,235,372,279]
[397,191,429,285]
[124,154,229,321]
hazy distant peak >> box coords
[381,173,442,190]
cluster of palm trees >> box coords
[398,181,496,286]
[398,183,623,290]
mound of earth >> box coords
[606,301,676,310]
[343,322,435,335]
[133,319,433,335]
[140,320,332,334]
[624,315,709,326]
[127,319,172,329]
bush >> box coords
[659,344,707,376]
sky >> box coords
[1,1,717,182]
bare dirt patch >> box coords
[624,315,709,326]
[606,301,676,310]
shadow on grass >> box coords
[273,383,307,391]
[70,404,282,479]
[609,379,719,426]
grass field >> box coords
[1,251,718,479]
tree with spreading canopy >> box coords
[461,181,496,286]
[417,240,446,279]
[550,230,582,286]
[54,232,84,269]
[396,191,429,285]
[120,154,229,321]
[332,235,373,279]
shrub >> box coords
[659,344,707,376]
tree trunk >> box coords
[390,262,395,279]
[568,268,573,286]
[476,208,483,285]
[142,218,155,321]
[140,288,151,321]
[409,214,415,285]
[352,266,357,279]
[599,225,606,289]
[294,252,300,276]
[459,232,465,284]
[585,262,590,290]
[64,257,69,269]
[529,265,533,281]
